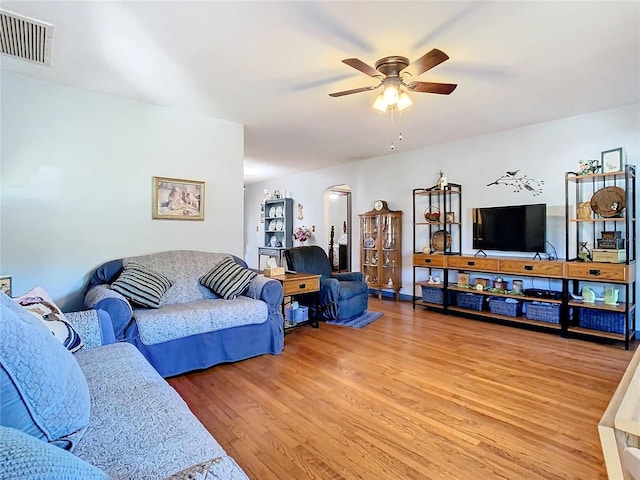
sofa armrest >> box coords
[65,309,116,350]
[84,285,133,340]
[245,275,283,311]
[332,271,363,282]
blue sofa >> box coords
[84,250,284,377]
[0,293,249,479]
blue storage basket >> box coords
[285,305,309,323]
[488,297,522,317]
[456,293,484,311]
[525,302,560,324]
[421,286,444,304]
[578,308,632,334]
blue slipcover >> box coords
[0,293,90,451]
[284,246,368,320]
[84,251,284,377]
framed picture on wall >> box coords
[601,148,623,173]
[152,176,205,220]
[0,275,12,297]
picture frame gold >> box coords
[152,176,205,220]
[0,275,13,297]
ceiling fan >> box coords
[328,48,457,112]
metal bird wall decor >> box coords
[486,170,544,196]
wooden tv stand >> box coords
[413,254,637,349]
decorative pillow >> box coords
[0,292,90,450]
[200,257,257,300]
[0,426,111,479]
[111,262,173,308]
[13,286,83,353]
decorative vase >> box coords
[604,286,619,305]
[582,286,596,303]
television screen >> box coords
[472,203,546,253]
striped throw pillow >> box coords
[200,257,256,300]
[111,262,173,308]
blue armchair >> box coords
[284,246,368,320]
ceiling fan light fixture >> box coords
[383,84,399,105]
[396,91,413,111]
[372,94,388,112]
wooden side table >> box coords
[269,272,321,332]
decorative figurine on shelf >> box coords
[577,201,592,220]
[578,241,592,262]
[604,286,619,305]
[582,286,596,303]
[577,160,599,175]
[437,170,448,190]
[273,189,281,199]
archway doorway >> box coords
[324,184,352,272]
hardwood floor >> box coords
[168,299,636,480]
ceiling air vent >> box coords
[0,9,53,66]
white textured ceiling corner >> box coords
[0,1,638,184]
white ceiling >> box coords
[1,1,639,184]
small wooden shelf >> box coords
[567,326,629,341]
[447,307,562,330]
[415,281,444,289]
[414,299,445,309]
[448,285,563,304]
[568,300,632,313]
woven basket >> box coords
[578,308,630,334]
[421,286,444,304]
[456,293,484,311]
[488,297,521,317]
[590,186,625,217]
[524,302,560,324]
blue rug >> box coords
[326,310,383,328]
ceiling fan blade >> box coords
[403,48,449,77]
[328,85,380,97]
[342,58,380,77]
[407,81,457,95]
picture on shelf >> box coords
[601,147,623,173]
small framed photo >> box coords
[601,148,623,173]
[152,176,205,220]
[0,275,12,297]
[445,211,455,223]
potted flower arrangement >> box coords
[292,226,313,245]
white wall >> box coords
[1,73,244,310]
[245,103,639,297]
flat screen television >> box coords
[472,203,546,253]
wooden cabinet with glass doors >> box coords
[359,200,402,300]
